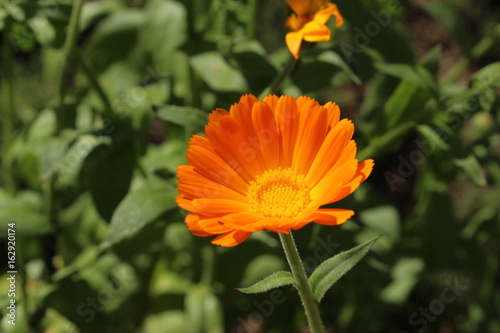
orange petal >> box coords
[310,208,354,225]
[285,31,303,59]
[221,211,266,232]
[309,159,359,206]
[323,101,340,127]
[301,21,331,42]
[292,104,328,175]
[274,96,300,167]
[205,114,263,181]
[211,229,253,247]
[185,213,214,236]
[252,101,280,170]
[305,120,355,187]
[314,3,343,26]
[330,159,374,203]
[177,165,248,202]
[191,198,251,215]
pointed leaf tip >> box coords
[308,235,381,302]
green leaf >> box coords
[374,63,437,93]
[358,121,416,160]
[453,154,487,187]
[156,105,208,129]
[417,124,450,151]
[0,190,52,236]
[237,271,295,294]
[190,51,248,92]
[308,235,381,302]
[52,246,101,281]
[380,257,425,304]
[318,51,361,85]
[185,285,208,333]
[81,138,135,222]
[240,254,285,288]
[102,181,177,248]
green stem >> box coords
[200,246,215,286]
[247,0,260,39]
[259,56,297,99]
[58,0,85,124]
[1,25,16,192]
[77,52,114,117]
[279,232,324,333]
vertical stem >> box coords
[76,52,114,117]
[259,56,297,99]
[1,25,16,192]
[279,232,324,333]
[58,0,85,129]
[247,0,260,39]
[200,246,215,286]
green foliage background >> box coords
[0,0,499,332]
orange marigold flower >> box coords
[285,0,344,59]
[176,94,373,247]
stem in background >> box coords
[77,52,114,117]
[247,0,260,39]
[1,25,16,193]
[58,0,85,127]
[259,56,297,99]
[279,232,324,333]
[200,246,215,286]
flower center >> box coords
[247,168,312,218]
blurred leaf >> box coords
[237,271,295,294]
[374,63,437,93]
[424,2,473,57]
[453,154,487,187]
[291,60,338,93]
[358,121,416,160]
[85,9,144,71]
[318,50,361,85]
[190,51,248,92]
[27,15,55,45]
[102,180,177,247]
[81,138,135,221]
[186,285,207,333]
[240,254,286,288]
[462,208,497,239]
[203,291,224,333]
[52,247,101,281]
[309,235,381,302]
[380,257,425,304]
[156,105,208,129]
[417,124,450,151]
[142,311,187,333]
[141,0,187,68]
[470,62,500,87]
[80,0,127,30]
[0,190,52,236]
[357,206,400,252]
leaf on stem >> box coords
[308,235,381,302]
[236,271,296,294]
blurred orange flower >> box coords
[176,94,373,247]
[285,0,344,59]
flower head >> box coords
[285,0,344,59]
[176,94,373,247]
